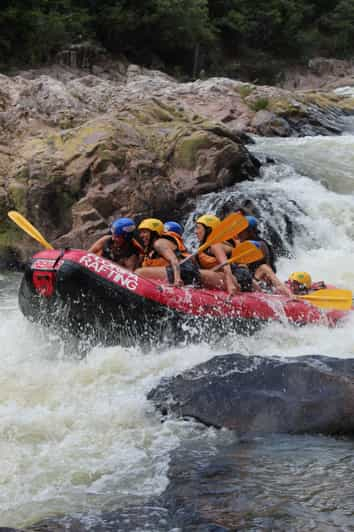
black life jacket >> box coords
[248,238,277,274]
[102,237,143,263]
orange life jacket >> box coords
[197,240,234,270]
[197,248,219,269]
[141,232,189,268]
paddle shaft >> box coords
[8,211,53,250]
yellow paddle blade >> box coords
[180,212,249,265]
[213,241,263,271]
[228,241,264,265]
[198,212,248,254]
[8,211,53,250]
[299,288,353,311]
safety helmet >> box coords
[164,221,183,235]
[138,218,164,235]
[111,217,136,238]
[196,214,220,230]
[288,271,312,289]
[245,215,258,229]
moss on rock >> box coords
[173,131,214,170]
[8,182,27,214]
[267,98,306,116]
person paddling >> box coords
[195,214,240,295]
[287,271,327,295]
[164,221,184,236]
[237,215,292,297]
[88,217,143,271]
[135,218,200,287]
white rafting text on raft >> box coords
[79,253,139,291]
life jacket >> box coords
[311,281,327,291]
[197,238,235,270]
[248,238,277,274]
[197,248,219,269]
[141,232,189,268]
[163,232,188,255]
[286,280,327,295]
[102,237,143,263]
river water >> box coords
[1,126,354,529]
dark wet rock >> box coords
[0,528,26,532]
[251,110,292,136]
[159,430,354,531]
[148,354,354,435]
[26,507,171,532]
[286,102,346,136]
[24,427,354,532]
[216,191,303,258]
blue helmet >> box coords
[249,240,261,248]
[164,221,183,235]
[111,217,136,238]
[246,215,258,230]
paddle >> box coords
[213,241,264,271]
[298,288,353,311]
[8,210,53,250]
[180,212,248,264]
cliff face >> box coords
[1,60,353,263]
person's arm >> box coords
[154,239,183,286]
[259,242,272,268]
[256,264,293,297]
[211,243,239,294]
[221,242,233,256]
[88,235,110,256]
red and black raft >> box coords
[19,249,351,347]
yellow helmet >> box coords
[196,214,220,230]
[138,218,164,235]
[289,271,312,289]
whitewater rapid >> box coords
[1,130,354,527]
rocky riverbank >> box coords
[1,57,354,266]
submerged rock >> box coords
[148,354,354,435]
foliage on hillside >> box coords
[1,0,354,76]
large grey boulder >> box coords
[148,354,354,435]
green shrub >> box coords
[250,97,269,111]
[237,84,254,98]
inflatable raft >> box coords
[19,249,351,347]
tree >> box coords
[0,0,91,67]
[320,0,354,55]
[96,0,214,69]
